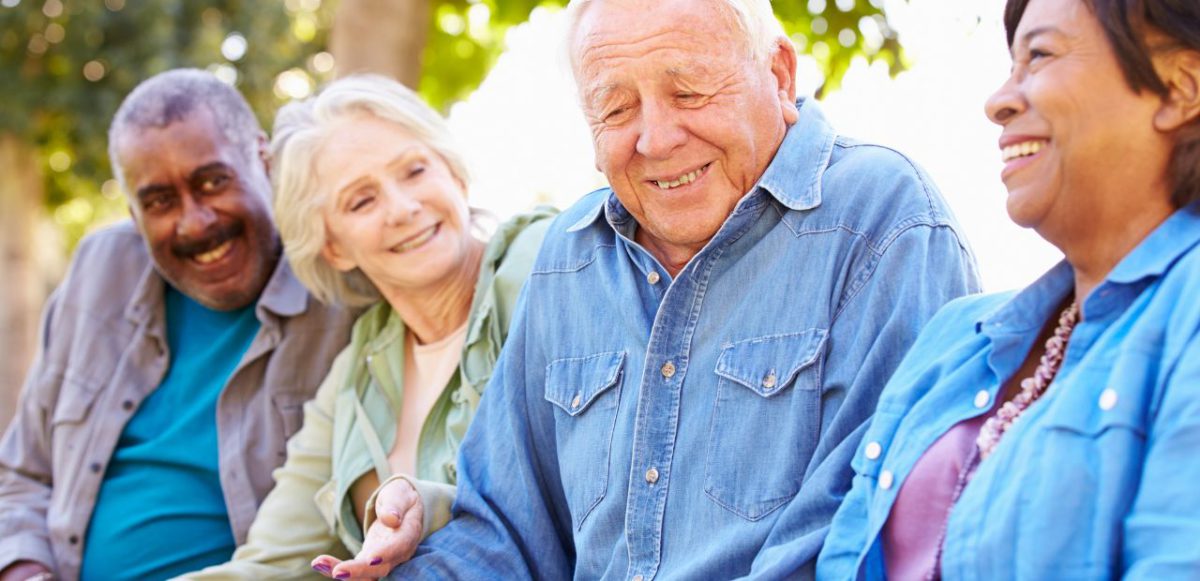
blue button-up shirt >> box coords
[818,204,1200,580]
[393,100,980,580]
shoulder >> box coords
[530,189,615,275]
[70,220,149,272]
[55,220,151,315]
[897,291,1013,373]
[817,136,963,249]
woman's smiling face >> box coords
[984,0,1172,237]
[316,114,475,296]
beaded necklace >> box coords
[977,301,1080,460]
[928,301,1081,580]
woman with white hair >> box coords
[183,74,555,580]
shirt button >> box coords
[974,390,990,409]
[89,462,103,474]
[645,467,659,485]
[647,271,661,285]
[1099,388,1118,411]
[864,441,882,460]
[122,400,134,411]
[660,361,676,378]
[571,393,582,410]
[69,535,79,545]
[879,469,894,490]
[762,372,777,390]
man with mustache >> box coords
[0,69,354,581]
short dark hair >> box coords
[1004,0,1200,208]
[107,69,263,192]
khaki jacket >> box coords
[185,209,556,580]
[0,221,355,580]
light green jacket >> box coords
[184,209,555,580]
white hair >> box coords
[564,0,788,68]
[270,74,470,307]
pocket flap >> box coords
[51,370,103,425]
[715,329,827,397]
[544,351,626,416]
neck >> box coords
[635,228,703,278]
[1058,202,1174,308]
[381,237,486,345]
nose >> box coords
[175,194,218,240]
[635,100,688,160]
[382,184,420,226]
[985,73,1025,126]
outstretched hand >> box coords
[311,478,424,580]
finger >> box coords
[311,555,343,578]
[330,556,391,580]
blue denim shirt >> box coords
[392,100,980,580]
[818,204,1200,580]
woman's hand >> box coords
[310,478,425,580]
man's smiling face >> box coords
[116,106,280,311]
[572,0,798,271]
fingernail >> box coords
[370,557,383,566]
[313,564,331,574]
[335,573,350,580]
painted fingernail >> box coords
[370,557,383,566]
[313,563,332,574]
[335,573,350,580]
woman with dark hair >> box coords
[818,0,1200,578]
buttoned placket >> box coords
[618,196,764,580]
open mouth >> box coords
[192,239,233,265]
[1001,140,1048,163]
[390,224,439,254]
[652,162,712,191]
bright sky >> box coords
[447,0,1061,293]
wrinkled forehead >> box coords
[569,0,749,75]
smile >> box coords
[652,163,711,191]
[1001,140,1047,163]
[390,224,439,254]
[193,240,233,265]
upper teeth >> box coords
[194,241,232,265]
[393,226,437,253]
[655,165,706,190]
[1002,140,1046,162]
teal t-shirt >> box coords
[81,286,261,581]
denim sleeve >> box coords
[388,286,575,580]
[744,223,980,579]
[0,290,60,573]
[1122,329,1200,578]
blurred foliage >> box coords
[0,0,903,253]
[0,0,335,250]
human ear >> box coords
[255,132,272,176]
[320,237,357,272]
[1154,49,1200,132]
[770,38,800,125]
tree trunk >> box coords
[0,135,44,431]
[330,0,430,89]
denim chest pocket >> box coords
[705,329,827,521]
[1016,364,1150,574]
[544,351,626,530]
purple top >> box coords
[882,413,987,580]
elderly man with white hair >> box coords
[390,0,979,578]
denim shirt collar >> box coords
[565,98,835,234]
[977,202,1200,337]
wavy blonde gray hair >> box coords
[271,74,470,307]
